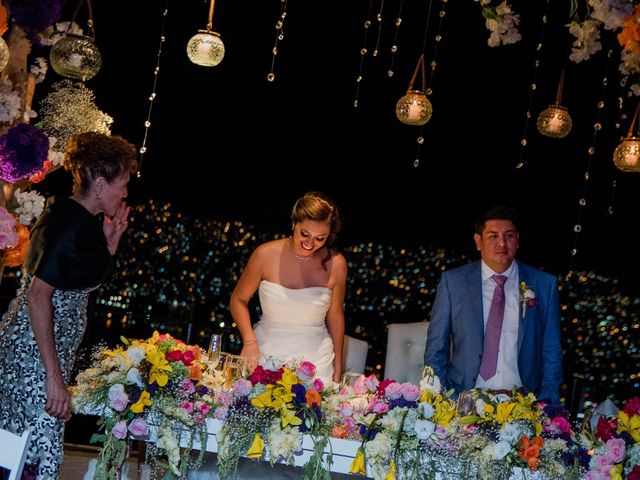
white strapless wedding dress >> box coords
[253,280,335,381]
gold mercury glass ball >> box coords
[613,137,640,173]
[0,36,9,72]
[186,31,225,67]
[49,34,102,81]
[536,105,572,139]
[395,90,433,126]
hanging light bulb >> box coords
[0,36,9,72]
[49,0,101,81]
[187,0,225,67]
[50,34,102,81]
[396,91,432,126]
[537,69,572,138]
[613,102,640,173]
[396,54,433,126]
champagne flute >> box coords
[208,333,222,369]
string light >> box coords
[386,0,404,78]
[267,0,289,82]
[353,0,374,108]
[137,1,169,178]
[605,93,627,216]
[371,0,386,58]
[514,0,551,169]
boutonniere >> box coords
[519,281,536,318]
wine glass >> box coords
[207,333,222,369]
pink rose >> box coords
[110,391,129,412]
[400,383,421,402]
[371,400,389,414]
[313,378,324,392]
[195,401,210,416]
[111,420,128,440]
[353,376,367,395]
[543,416,571,435]
[232,378,253,397]
[384,382,403,400]
[605,437,626,464]
[180,401,194,414]
[297,361,316,381]
[363,374,379,393]
[584,470,604,480]
[128,418,149,437]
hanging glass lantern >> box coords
[537,69,572,139]
[613,101,640,172]
[187,0,225,67]
[186,30,225,67]
[536,104,572,138]
[0,36,9,72]
[396,90,432,126]
[613,137,640,172]
[49,34,102,81]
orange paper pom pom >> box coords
[2,223,30,267]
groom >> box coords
[424,206,563,405]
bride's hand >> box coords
[240,342,259,360]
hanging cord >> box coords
[386,0,404,77]
[137,0,170,177]
[353,0,375,108]
[66,0,96,38]
[206,0,215,30]
[267,0,289,82]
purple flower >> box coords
[111,420,128,440]
[10,0,62,33]
[0,124,49,182]
[232,378,252,397]
[214,405,228,420]
[181,378,196,394]
[128,419,149,438]
[109,391,129,412]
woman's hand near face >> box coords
[103,201,131,255]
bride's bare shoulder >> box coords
[253,238,287,258]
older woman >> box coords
[0,132,138,479]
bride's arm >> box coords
[230,247,264,359]
[326,254,348,383]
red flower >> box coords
[628,465,640,480]
[181,350,195,366]
[595,416,618,442]
[165,350,183,362]
[623,396,640,416]
[376,379,397,397]
[247,365,283,385]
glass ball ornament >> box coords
[536,104,572,138]
[186,30,225,67]
[395,90,432,126]
[613,136,640,172]
[0,36,9,72]
[49,34,102,81]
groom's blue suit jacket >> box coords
[424,260,563,405]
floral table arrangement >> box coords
[70,331,222,479]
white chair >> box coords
[0,428,31,480]
[343,334,369,375]
[383,322,429,384]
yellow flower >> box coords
[251,390,273,409]
[433,399,457,427]
[349,447,367,475]
[271,385,293,410]
[384,459,397,480]
[495,402,516,426]
[246,432,264,458]
[610,463,623,480]
[280,407,303,428]
[147,348,172,387]
[618,410,640,443]
[131,390,152,413]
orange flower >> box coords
[618,5,640,53]
[331,425,349,439]
[2,224,29,267]
[517,435,544,470]
[189,363,203,381]
[306,389,321,407]
[0,3,7,36]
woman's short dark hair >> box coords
[63,132,138,195]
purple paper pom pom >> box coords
[0,124,50,183]
[10,0,63,33]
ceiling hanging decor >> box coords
[49,0,101,81]
[352,0,375,108]
[536,69,573,139]
[266,0,289,82]
[385,0,404,78]
[395,54,432,127]
[613,101,640,173]
[186,0,224,67]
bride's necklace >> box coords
[289,237,314,262]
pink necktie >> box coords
[479,274,507,381]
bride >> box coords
[230,191,347,383]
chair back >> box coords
[383,322,429,384]
[0,428,31,480]
[343,334,368,375]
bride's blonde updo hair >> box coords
[63,132,138,196]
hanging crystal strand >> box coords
[386,0,404,78]
[605,88,629,216]
[353,0,374,108]
[514,0,551,169]
[267,0,289,82]
[371,0,385,58]
[566,48,614,282]
[137,0,169,177]
[413,0,450,168]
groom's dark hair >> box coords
[474,205,520,235]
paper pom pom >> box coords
[0,206,17,250]
[10,0,62,34]
[2,223,29,267]
[0,124,50,182]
